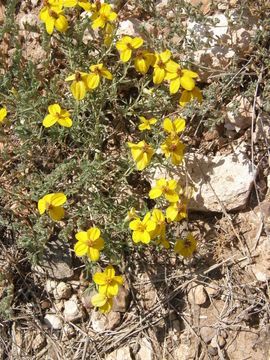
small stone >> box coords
[188,285,208,305]
[106,346,132,360]
[200,327,216,343]
[208,346,218,356]
[44,314,63,330]
[106,311,121,330]
[226,95,253,132]
[63,324,76,340]
[137,338,153,360]
[220,330,228,339]
[54,300,64,312]
[19,14,38,30]
[64,295,84,323]
[91,310,107,333]
[205,285,219,297]
[211,335,226,348]
[204,129,219,141]
[45,279,57,293]
[32,333,46,352]
[82,288,97,310]
[112,286,130,313]
[41,300,51,310]
[54,282,72,300]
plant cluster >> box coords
[0,0,204,314]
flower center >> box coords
[45,201,52,210]
[126,42,133,50]
[49,10,58,19]
[94,67,101,75]
[136,49,143,58]
[138,223,146,232]
[75,72,81,81]
[169,143,176,151]
[177,68,183,77]
[157,60,165,68]
[177,203,185,212]
[87,240,94,247]
[142,144,149,153]
[184,239,191,248]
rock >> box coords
[173,342,193,359]
[151,146,254,212]
[251,237,270,281]
[200,326,216,344]
[225,95,253,132]
[189,0,212,14]
[205,284,219,297]
[44,314,63,330]
[64,295,84,323]
[106,346,133,360]
[156,0,169,12]
[231,28,255,55]
[32,333,46,352]
[63,324,76,339]
[54,300,64,312]
[91,310,107,333]
[186,14,229,47]
[19,14,38,30]
[226,330,266,360]
[188,285,208,305]
[254,112,270,143]
[137,338,153,360]
[211,335,226,348]
[117,20,138,37]
[106,311,121,330]
[0,4,6,25]
[112,286,130,312]
[53,282,72,300]
[41,300,51,310]
[45,279,57,293]
[33,239,74,280]
[208,346,218,356]
[81,288,97,311]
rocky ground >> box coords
[0,0,270,359]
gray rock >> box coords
[64,295,84,323]
[54,282,72,300]
[106,311,121,330]
[91,310,107,333]
[225,95,253,132]
[32,333,46,352]
[106,346,132,360]
[137,338,153,360]
[112,286,130,313]
[33,239,74,280]
[44,314,62,330]
[188,285,208,305]
[151,146,254,212]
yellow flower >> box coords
[39,5,68,35]
[161,136,186,165]
[129,212,156,244]
[127,207,139,221]
[127,140,154,171]
[0,108,7,124]
[155,233,170,249]
[153,49,172,84]
[38,193,66,221]
[149,178,179,202]
[92,3,117,29]
[104,23,114,47]
[166,201,187,223]
[63,0,92,11]
[174,232,197,257]
[116,36,143,62]
[179,86,202,107]
[163,117,185,139]
[91,293,113,314]
[65,71,89,100]
[43,104,72,128]
[87,63,113,90]
[134,50,155,74]
[74,227,104,261]
[138,116,157,131]
[165,61,198,93]
[93,265,123,297]
[150,209,166,238]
